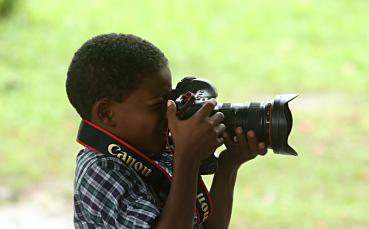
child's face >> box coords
[109,67,172,154]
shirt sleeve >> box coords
[75,158,161,229]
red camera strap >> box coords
[76,120,213,225]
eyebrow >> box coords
[146,97,163,104]
[145,92,171,105]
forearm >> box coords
[155,155,200,229]
[203,166,238,229]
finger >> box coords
[235,127,248,150]
[222,132,233,150]
[214,123,226,136]
[258,142,267,156]
[215,136,224,147]
[247,130,259,156]
[209,112,224,126]
[195,99,217,120]
[166,100,177,129]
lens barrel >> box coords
[216,94,298,156]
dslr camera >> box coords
[171,77,298,174]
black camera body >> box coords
[171,77,219,119]
[171,77,298,174]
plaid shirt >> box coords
[74,148,204,229]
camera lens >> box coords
[216,94,298,156]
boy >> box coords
[66,33,266,229]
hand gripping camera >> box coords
[171,77,298,174]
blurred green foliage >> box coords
[0,0,368,228]
[0,0,17,17]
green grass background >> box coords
[1,0,368,228]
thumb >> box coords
[166,100,178,127]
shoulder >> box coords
[74,148,161,228]
[74,148,139,192]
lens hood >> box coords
[270,94,298,156]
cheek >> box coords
[118,109,167,153]
[131,111,163,136]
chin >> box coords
[154,143,167,153]
[142,131,167,154]
[152,139,167,153]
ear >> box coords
[92,99,116,127]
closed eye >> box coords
[151,102,163,108]
[148,99,165,110]
[147,92,170,109]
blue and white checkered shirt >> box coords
[74,148,204,229]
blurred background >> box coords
[0,0,368,228]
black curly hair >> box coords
[66,33,168,120]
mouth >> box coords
[158,122,169,142]
[159,122,168,135]
[158,126,168,137]
[160,130,168,139]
